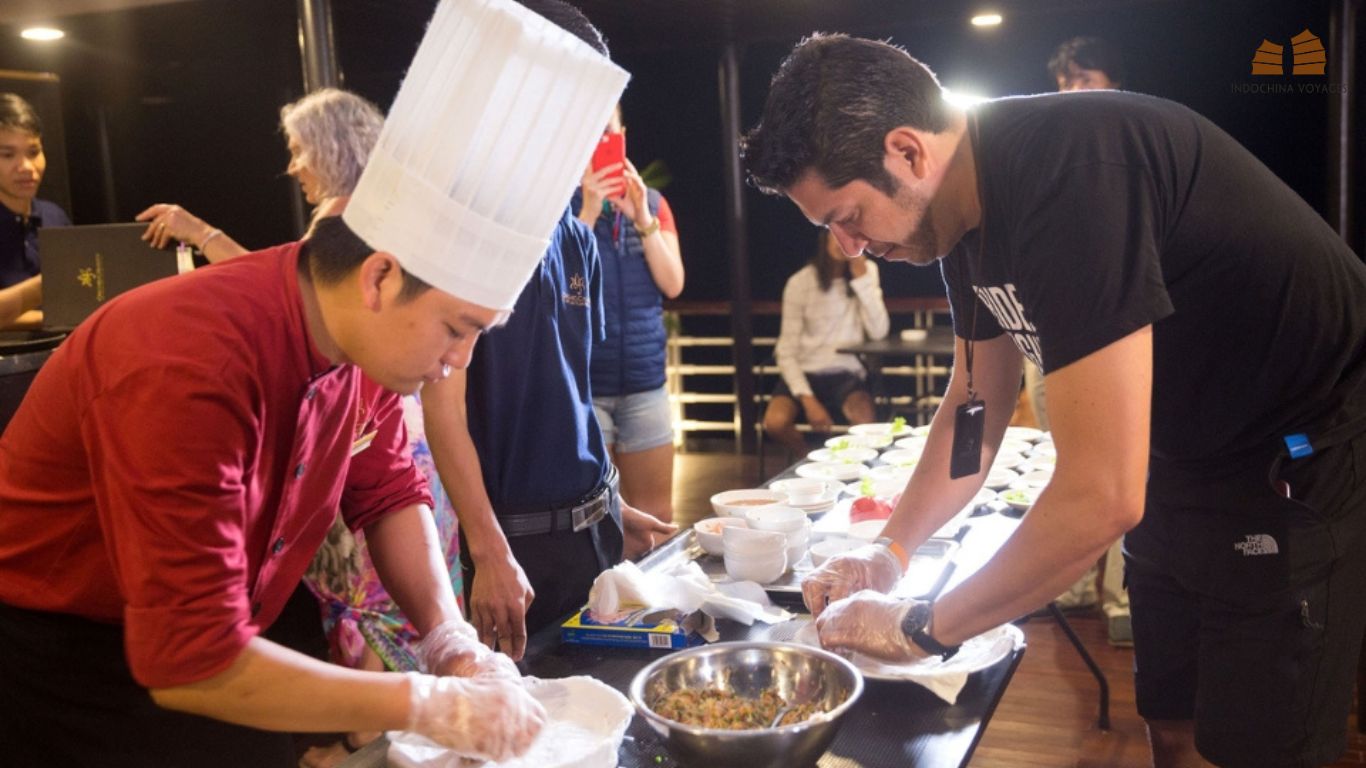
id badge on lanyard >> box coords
[950,112,990,481]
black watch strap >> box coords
[900,600,961,661]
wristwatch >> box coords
[900,600,961,661]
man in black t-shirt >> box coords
[744,34,1366,768]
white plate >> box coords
[806,446,879,464]
[983,467,1020,490]
[990,451,1026,471]
[998,438,1034,456]
[1011,469,1053,489]
[824,433,893,450]
[1004,426,1045,443]
[1028,443,1057,459]
[1000,486,1041,510]
[878,448,923,468]
[796,460,869,482]
[849,421,915,438]
[793,622,1024,683]
[893,435,929,451]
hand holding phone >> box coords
[591,130,626,183]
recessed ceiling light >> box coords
[21,27,65,42]
[970,14,1003,27]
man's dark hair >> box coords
[1047,36,1125,87]
[303,216,432,301]
[517,0,608,57]
[742,34,953,197]
[0,93,43,136]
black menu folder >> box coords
[39,223,182,331]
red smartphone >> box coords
[591,130,626,182]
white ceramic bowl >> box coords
[847,519,888,542]
[849,422,913,438]
[893,435,929,451]
[724,549,787,583]
[983,467,1021,490]
[722,525,787,557]
[999,438,1035,456]
[796,461,869,482]
[1000,486,1041,511]
[710,488,788,517]
[806,446,879,465]
[991,451,1026,471]
[824,434,893,450]
[809,537,864,567]
[693,516,749,556]
[1004,426,1045,443]
[878,448,922,468]
[768,477,828,505]
[1011,469,1053,489]
[744,505,808,534]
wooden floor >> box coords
[671,447,1365,768]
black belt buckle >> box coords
[571,493,606,532]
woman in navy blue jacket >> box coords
[577,106,684,522]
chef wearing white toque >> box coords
[0,0,627,766]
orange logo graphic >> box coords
[1251,29,1326,76]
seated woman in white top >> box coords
[763,230,890,454]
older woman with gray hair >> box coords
[135,87,382,261]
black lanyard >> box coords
[949,112,989,479]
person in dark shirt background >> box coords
[0,93,71,325]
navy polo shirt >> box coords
[464,207,609,510]
[0,198,71,288]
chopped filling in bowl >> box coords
[652,687,827,729]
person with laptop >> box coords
[136,87,382,261]
[0,93,71,326]
[0,0,627,764]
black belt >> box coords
[500,466,618,538]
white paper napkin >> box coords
[586,560,792,634]
[387,676,631,768]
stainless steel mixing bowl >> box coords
[629,641,863,767]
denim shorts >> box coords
[593,385,673,453]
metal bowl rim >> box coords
[628,640,865,736]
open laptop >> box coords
[39,222,186,332]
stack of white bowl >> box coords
[744,506,811,571]
[721,525,787,583]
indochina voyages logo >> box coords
[1235,28,1345,94]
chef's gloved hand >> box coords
[814,591,927,663]
[801,543,903,618]
[416,619,521,680]
[406,672,546,761]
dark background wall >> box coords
[0,0,1356,302]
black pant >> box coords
[0,602,298,768]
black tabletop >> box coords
[343,487,1028,768]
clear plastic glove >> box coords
[801,543,903,618]
[416,619,521,679]
[406,672,546,761]
[815,591,926,663]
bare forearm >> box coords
[199,231,248,263]
[365,505,464,635]
[640,230,684,298]
[421,378,513,565]
[881,336,1021,550]
[150,637,411,732]
[0,276,41,326]
[933,485,1125,645]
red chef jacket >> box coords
[0,241,431,688]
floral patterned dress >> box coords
[303,393,462,671]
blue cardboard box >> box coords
[560,607,706,650]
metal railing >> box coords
[662,298,953,449]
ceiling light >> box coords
[21,27,65,42]
[970,14,1003,27]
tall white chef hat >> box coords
[343,0,629,310]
